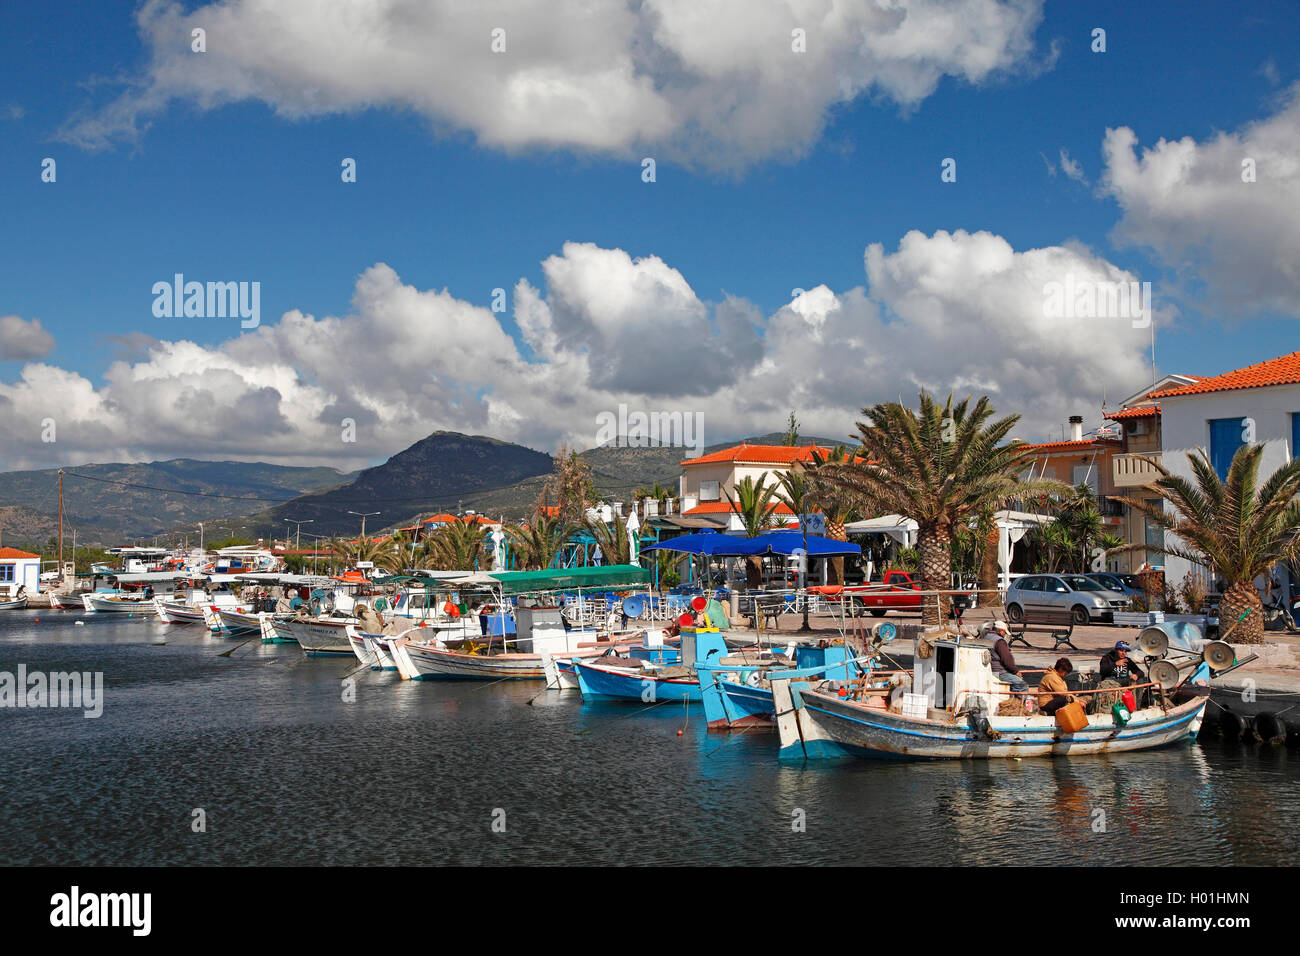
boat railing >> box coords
[946,678,1166,715]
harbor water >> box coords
[3,612,1297,866]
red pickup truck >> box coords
[811,571,972,616]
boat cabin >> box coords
[912,633,1011,715]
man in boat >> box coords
[982,620,1027,691]
[1036,658,1078,715]
[1099,640,1148,706]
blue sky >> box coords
[1,1,1297,469]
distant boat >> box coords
[82,592,155,614]
[0,596,28,611]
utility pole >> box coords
[348,511,380,541]
[198,523,204,552]
[285,518,313,550]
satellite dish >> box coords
[691,596,708,612]
[1203,640,1235,671]
[1137,626,1169,658]
[622,595,647,619]
[1149,660,1183,690]
[873,621,898,644]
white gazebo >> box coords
[992,509,1053,590]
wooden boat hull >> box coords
[153,599,207,624]
[704,677,776,729]
[572,659,702,702]
[84,593,154,614]
[268,616,354,655]
[0,597,28,611]
[773,682,1207,760]
[387,639,624,682]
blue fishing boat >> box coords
[570,627,729,702]
[697,641,866,729]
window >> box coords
[1208,417,1247,480]
[698,480,720,501]
[0,565,13,582]
[1144,498,1164,567]
[1072,463,1100,496]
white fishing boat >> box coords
[264,614,355,655]
[47,590,88,609]
[0,596,29,611]
[82,592,156,613]
[769,625,1251,760]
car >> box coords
[1082,572,1144,601]
[1004,573,1130,625]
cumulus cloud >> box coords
[0,233,1157,469]
[1101,84,1300,316]
[0,315,56,361]
[59,0,1047,169]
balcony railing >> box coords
[1112,452,1162,488]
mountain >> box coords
[0,460,356,545]
[197,432,556,539]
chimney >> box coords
[1069,415,1084,442]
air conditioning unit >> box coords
[1127,418,1151,436]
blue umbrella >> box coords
[732,530,862,557]
[641,529,758,556]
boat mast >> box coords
[58,468,64,584]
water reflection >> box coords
[1,616,1297,866]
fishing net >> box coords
[1090,678,1123,714]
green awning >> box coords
[487,564,650,595]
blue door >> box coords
[1208,417,1246,480]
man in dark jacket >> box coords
[1100,640,1145,685]
[984,620,1027,691]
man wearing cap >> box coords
[1100,640,1146,686]
[983,620,1027,691]
[1101,640,1147,706]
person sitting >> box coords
[1099,640,1145,686]
[983,620,1027,691]
[1036,658,1077,715]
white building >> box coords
[1146,351,1300,593]
[0,547,42,597]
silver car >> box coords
[1004,574,1130,625]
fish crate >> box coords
[901,693,930,719]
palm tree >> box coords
[506,514,571,571]
[817,392,1066,624]
[582,516,632,566]
[1114,444,1300,644]
[806,445,858,584]
[422,519,488,571]
[724,473,783,588]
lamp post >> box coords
[799,499,812,632]
[197,523,204,552]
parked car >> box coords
[812,570,974,617]
[1004,574,1130,625]
[1082,572,1144,601]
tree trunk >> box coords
[826,517,847,585]
[745,555,763,590]
[978,526,1000,603]
[918,525,952,626]
[1220,580,1265,645]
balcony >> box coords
[1112,452,1162,488]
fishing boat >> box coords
[47,589,89,609]
[0,595,28,611]
[768,624,1251,760]
[82,591,156,613]
[385,565,654,681]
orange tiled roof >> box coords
[682,501,797,516]
[1105,405,1160,420]
[1017,438,1123,453]
[0,547,40,559]
[1148,352,1300,399]
[680,443,835,467]
[421,513,495,526]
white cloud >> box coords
[0,233,1158,469]
[1101,84,1300,316]
[0,315,56,361]
[60,0,1047,169]
[1059,147,1086,183]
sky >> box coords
[1,0,1297,472]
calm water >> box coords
[2,611,1296,866]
